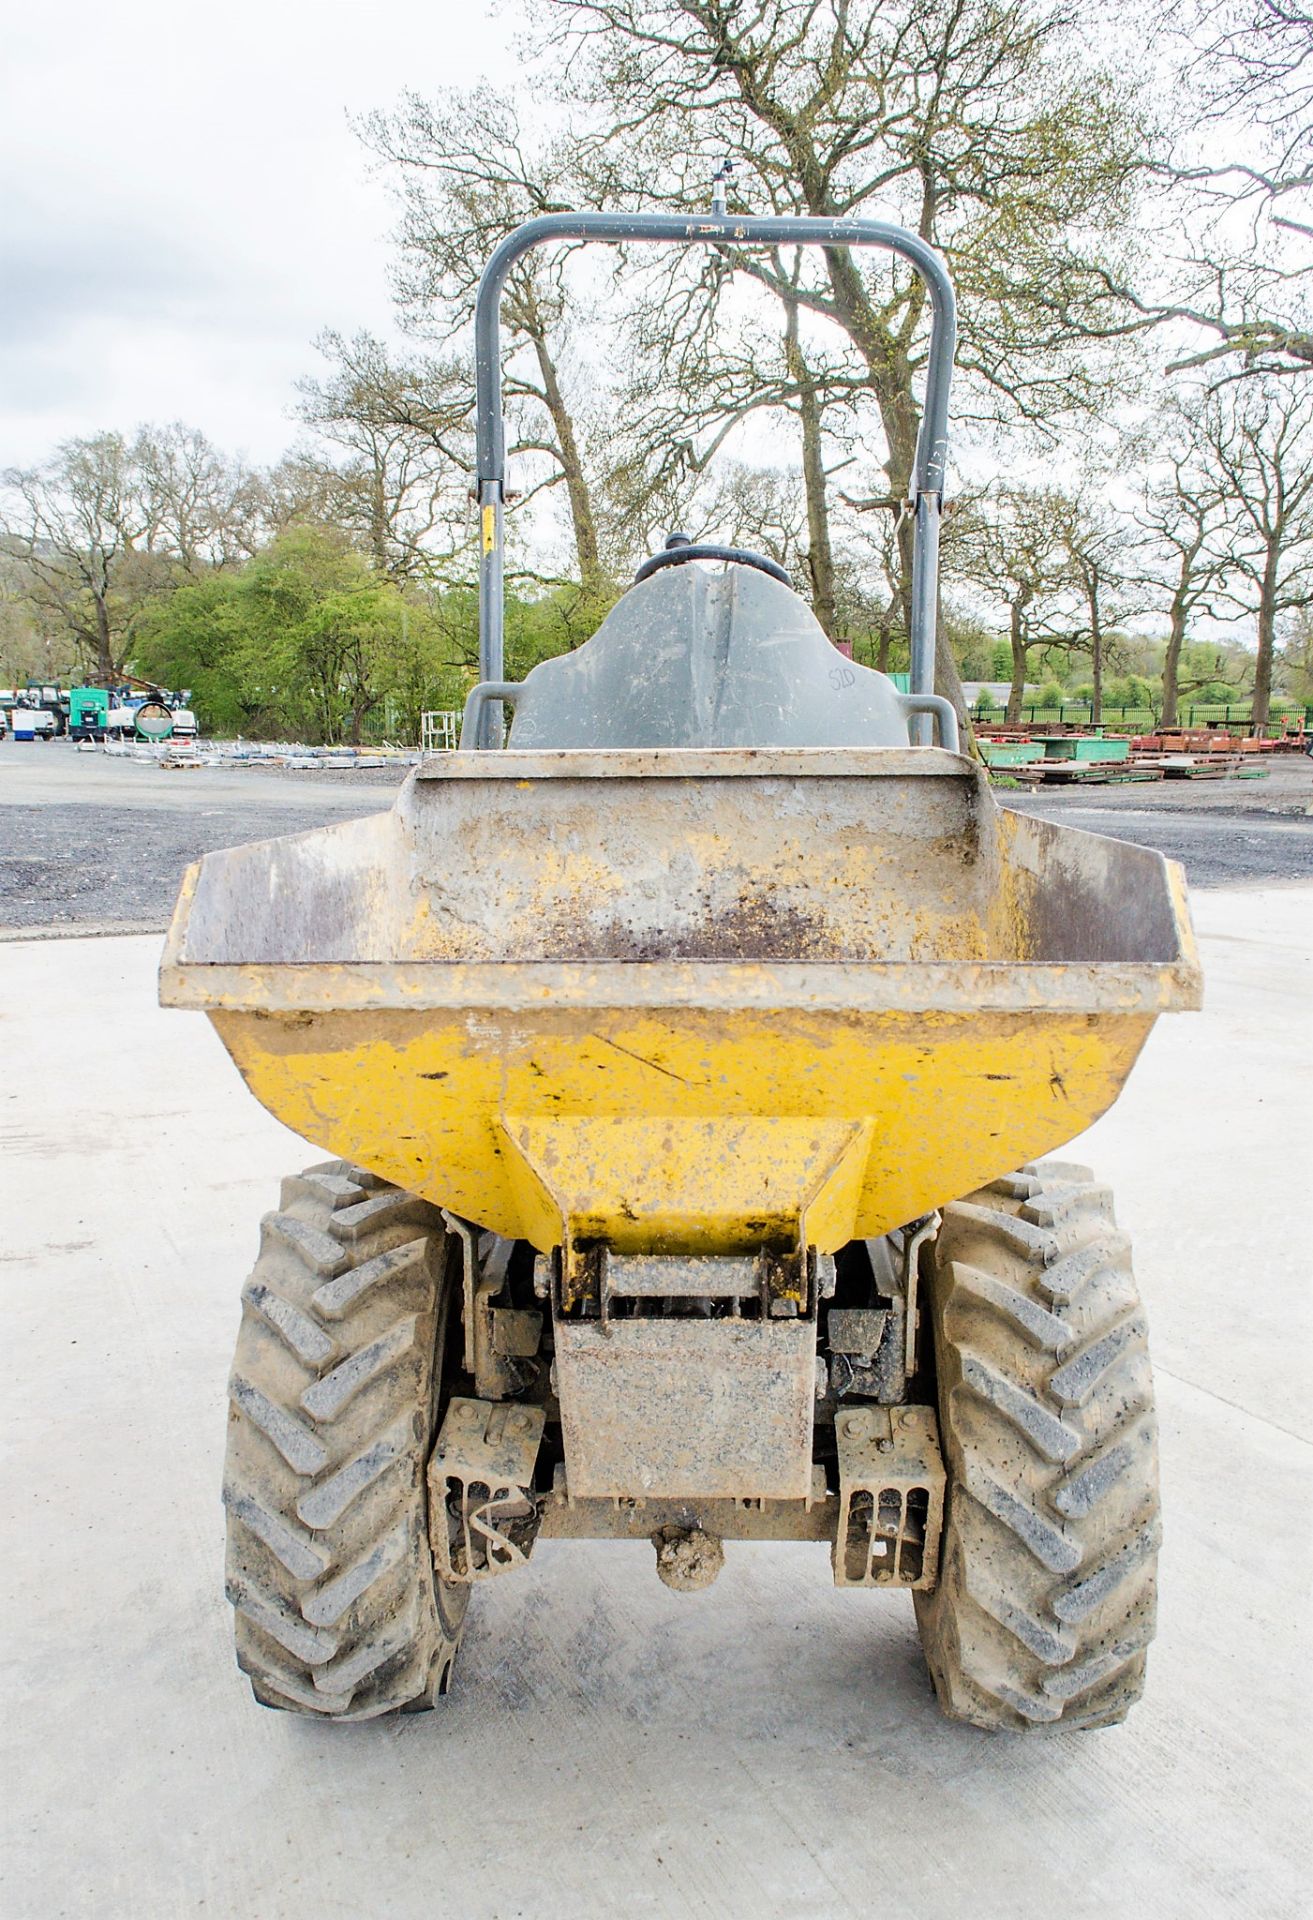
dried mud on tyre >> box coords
[914,1160,1160,1732]
[222,1161,469,1719]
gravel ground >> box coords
[0,746,403,934]
[1001,757,1313,888]
[0,802,390,932]
[1001,802,1313,887]
[2,739,1311,932]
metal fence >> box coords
[976,703,1313,731]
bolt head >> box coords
[877,1436,894,1454]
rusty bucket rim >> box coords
[413,745,974,781]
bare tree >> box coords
[1204,380,1313,723]
[1113,1,1313,377]
[606,247,866,627]
[1182,0,1312,243]
[133,424,263,570]
[1,435,166,678]
[547,0,1155,716]
[359,90,617,604]
[1137,407,1236,724]
[296,331,472,581]
[1,427,273,678]
[1054,495,1142,722]
[698,462,808,572]
[946,488,1077,723]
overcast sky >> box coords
[1,0,514,470]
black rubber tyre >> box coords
[223,1160,469,1719]
[914,1160,1160,1732]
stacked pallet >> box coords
[1004,759,1163,786]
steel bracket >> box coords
[429,1397,545,1582]
[551,1240,833,1325]
[830,1214,937,1405]
[442,1213,531,1399]
[832,1403,945,1589]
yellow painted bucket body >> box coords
[160,748,1200,1252]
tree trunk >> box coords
[1253,540,1279,729]
[796,242,971,732]
[1087,572,1103,724]
[1006,592,1030,726]
[368,464,390,576]
[94,595,114,680]
[799,384,838,640]
[530,328,604,604]
[1162,526,1209,729]
[936,621,975,753]
[783,300,838,639]
[875,592,899,673]
[885,417,919,645]
[1161,587,1188,728]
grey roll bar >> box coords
[471,208,957,747]
[458,677,960,754]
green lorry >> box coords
[69,688,110,743]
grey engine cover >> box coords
[507,562,915,749]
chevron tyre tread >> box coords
[914,1161,1160,1733]
[223,1160,469,1719]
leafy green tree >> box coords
[946,487,1079,722]
[945,607,1001,682]
[1103,673,1158,711]
[235,530,422,743]
[133,574,255,734]
[136,527,464,743]
[1173,639,1254,711]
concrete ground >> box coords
[2,889,1311,1919]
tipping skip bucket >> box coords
[160,747,1201,1257]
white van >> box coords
[11,707,55,741]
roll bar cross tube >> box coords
[472,209,957,748]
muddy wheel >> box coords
[914,1161,1160,1732]
[223,1160,469,1719]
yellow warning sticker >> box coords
[481,504,497,554]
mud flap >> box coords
[553,1315,816,1501]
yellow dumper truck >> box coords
[161,204,1200,1732]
